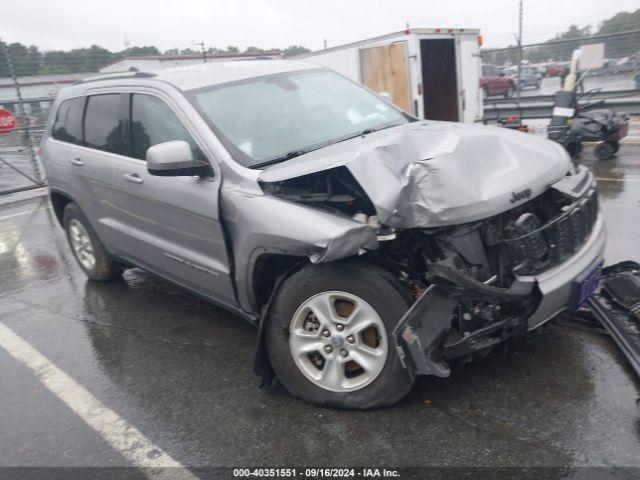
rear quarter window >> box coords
[52,97,85,144]
[84,94,123,155]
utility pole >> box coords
[516,0,523,104]
[193,41,207,63]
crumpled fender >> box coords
[221,188,378,311]
[259,121,572,228]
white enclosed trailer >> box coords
[296,28,483,123]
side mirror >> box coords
[146,140,210,177]
[378,91,393,103]
[499,71,506,77]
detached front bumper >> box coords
[520,214,606,330]
[394,214,606,379]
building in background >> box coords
[0,73,88,122]
[99,52,282,73]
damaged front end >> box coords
[388,166,601,379]
[260,161,602,380]
[256,122,604,380]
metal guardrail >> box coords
[486,89,640,105]
[483,90,640,120]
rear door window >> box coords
[84,94,123,154]
[52,97,85,144]
[130,94,202,161]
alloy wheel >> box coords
[69,219,96,270]
[289,291,388,392]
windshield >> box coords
[187,69,411,168]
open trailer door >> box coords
[420,38,459,122]
[359,42,411,113]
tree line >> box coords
[484,9,640,65]
[0,43,311,77]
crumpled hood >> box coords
[259,121,572,228]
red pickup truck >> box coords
[480,65,516,99]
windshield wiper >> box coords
[334,124,403,145]
[251,149,311,169]
[250,124,403,169]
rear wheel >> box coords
[594,141,615,161]
[266,261,414,409]
[610,140,620,153]
[63,203,122,281]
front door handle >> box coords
[123,173,144,184]
[70,158,84,166]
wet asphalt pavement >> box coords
[1,144,640,472]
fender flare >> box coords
[252,261,306,388]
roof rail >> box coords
[73,71,157,85]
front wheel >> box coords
[594,141,615,161]
[266,261,414,409]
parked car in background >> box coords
[547,64,569,77]
[515,66,542,90]
[481,64,515,99]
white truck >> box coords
[296,28,483,123]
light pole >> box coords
[193,41,207,63]
[516,0,523,105]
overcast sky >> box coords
[4,0,640,52]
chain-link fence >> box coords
[480,30,640,121]
[0,41,287,196]
[0,41,50,196]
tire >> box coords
[610,140,620,153]
[594,142,615,161]
[266,261,414,409]
[63,203,122,281]
[566,141,583,158]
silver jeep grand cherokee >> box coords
[41,60,605,409]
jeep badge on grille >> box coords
[510,188,532,204]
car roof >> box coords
[156,59,322,91]
[68,59,323,95]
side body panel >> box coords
[220,188,378,312]
[42,81,239,310]
[457,34,483,122]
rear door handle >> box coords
[70,158,84,166]
[123,173,144,184]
